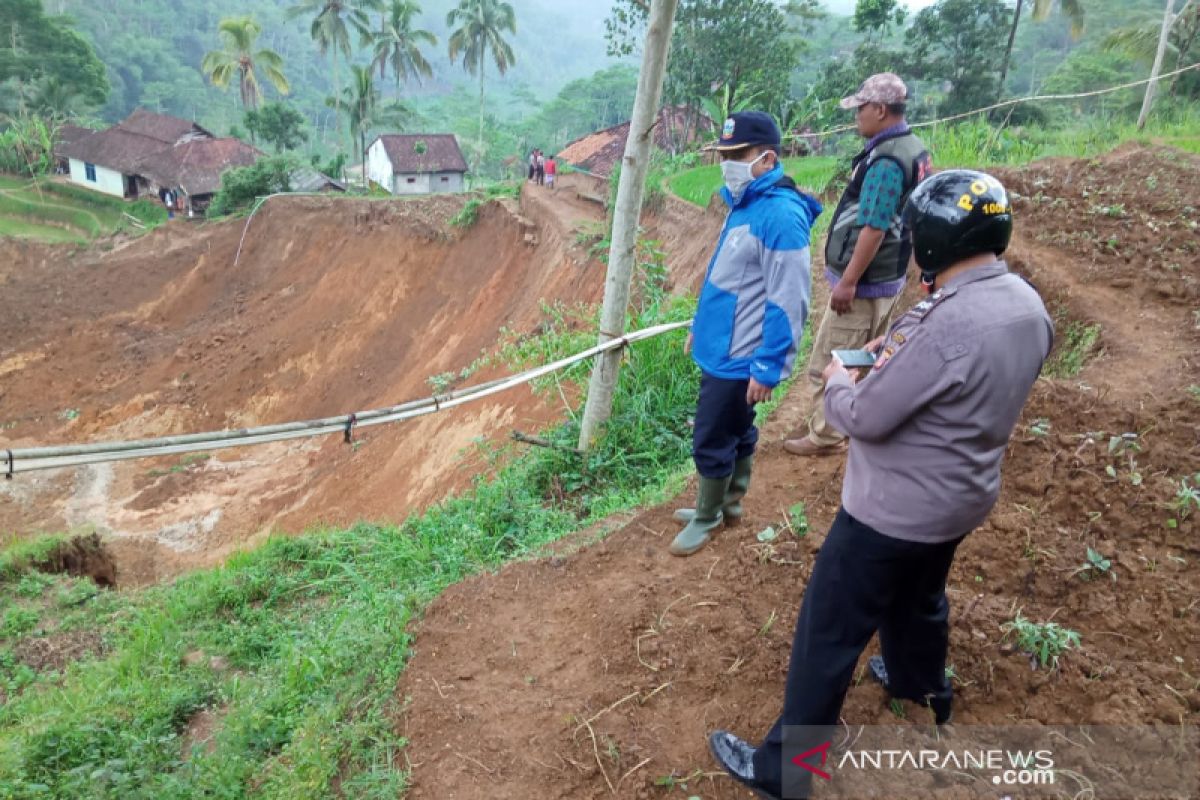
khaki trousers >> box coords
[804,293,902,446]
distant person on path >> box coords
[708,170,1053,800]
[669,111,823,557]
[535,150,545,186]
[528,149,537,182]
[784,72,932,457]
[544,156,557,189]
[162,188,175,220]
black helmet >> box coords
[903,169,1012,276]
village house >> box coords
[59,109,261,215]
[366,134,468,195]
[556,106,714,179]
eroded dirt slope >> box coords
[0,175,644,583]
[395,146,1200,799]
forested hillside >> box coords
[41,0,620,153]
[5,0,1199,179]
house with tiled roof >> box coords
[366,134,468,195]
[59,109,262,214]
[556,106,714,178]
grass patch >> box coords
[0,191,102,237]
[1044,317,1102,379]
[0,536,68,584]
[0,175,167,243]
[668,156,840,208]
[0,215,86,244]
[449,181,521,228]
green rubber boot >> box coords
[673,455,753,525]
[669,475,732,557]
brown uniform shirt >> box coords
[824,261,1053,543]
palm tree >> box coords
[202,16,290,109]
[446,0,516,172]
[997,0,1085,100]
[372,0,437,87]
[327,64,380,185]
[289,1,374,126]
[1105,0,1200,119]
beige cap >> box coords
[839,72,909,109]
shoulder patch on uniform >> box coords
[905,286,958,323]
[873,345,897,371]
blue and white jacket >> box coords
[692,164,823,387]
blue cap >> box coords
[712,111,781,151]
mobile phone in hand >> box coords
[832,349,878,369]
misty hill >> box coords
[52,0,619,135]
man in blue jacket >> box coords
[670,111,823,557]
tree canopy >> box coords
[0,0,109,115]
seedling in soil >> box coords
[1002,613,1081,670]
[944,664,975,688]
[1167,474,1200,528]
[1027,418,1051,437]
[1189,385,1200,401]
[785,502,809,537]
[1073,548,1116,582]
[1106,433,1143,486]
[654,769,704,790]
[888,699,906,719]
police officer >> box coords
[707,170,1054,799]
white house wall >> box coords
[366,140,394,194]
[393,171,464,195]
[68,158,125,197]
[393,172,432,195]
[435,172,464,193]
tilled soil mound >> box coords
[0,177,633,583]
[395,146,1200,799]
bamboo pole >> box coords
[576,0,680,451]
[1138,0,1179,129]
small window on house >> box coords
[406,177,416,184]
[441,176,449,183]
[85,163,97,182]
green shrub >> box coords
[449,182,520,227]
[207,156,297,218]
[125,198,168,230]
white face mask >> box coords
[721,151,770,201]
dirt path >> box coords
[394,146,1200,799]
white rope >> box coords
[1,321,689,475]
[783,61,1200,142]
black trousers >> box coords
[692,372,758,478]
[752,508,964,796]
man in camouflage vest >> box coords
[784,73,932,457]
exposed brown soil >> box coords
[11,626,106,675]
[32,532,117,586]
[394,146,1200,799]
[0,174,647,585]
